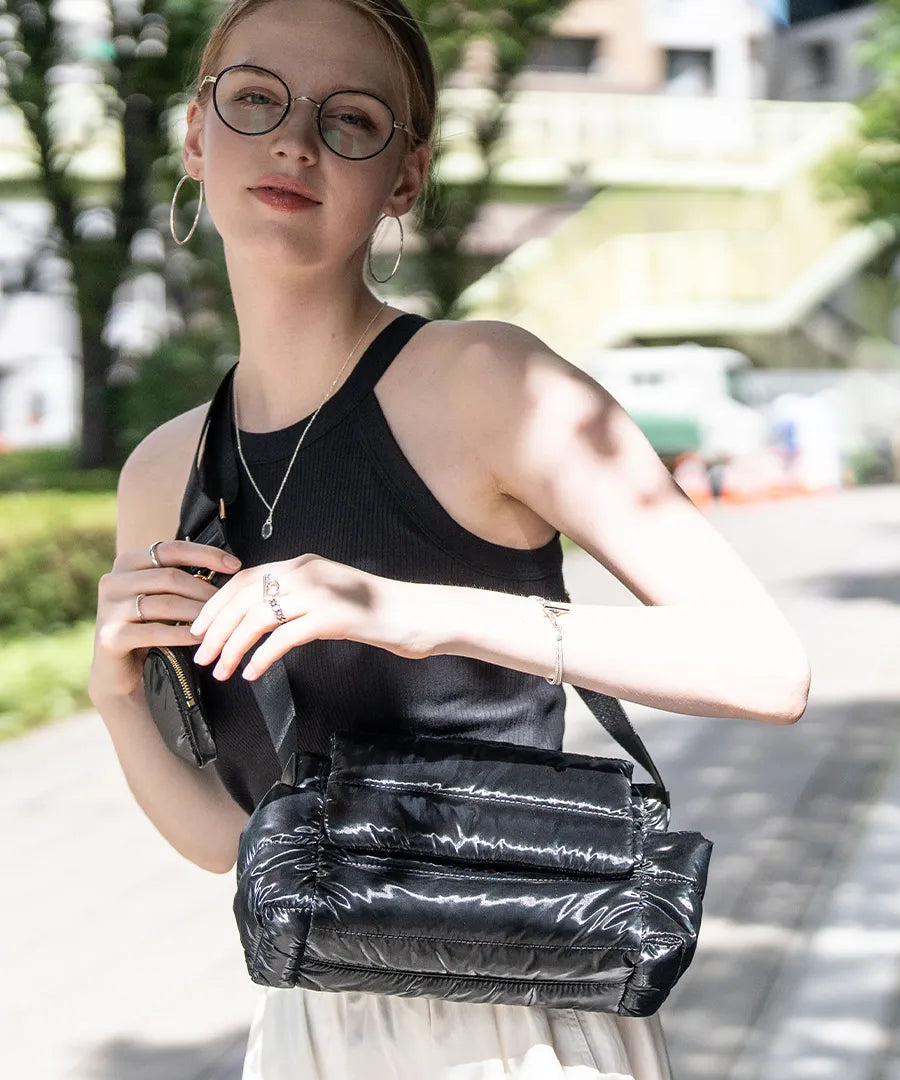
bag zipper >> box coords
[158,646,197,709]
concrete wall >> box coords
[770,5,877,101]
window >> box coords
[528,36,598,74]
[664,49,714,95]
[805,40,834,86]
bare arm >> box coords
[89,410,250,873]
[423,322,811,723]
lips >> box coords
[251,175,321,202]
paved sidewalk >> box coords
[1,486,897,1080]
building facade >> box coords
[516,0,877,102]
[518,0,775,98]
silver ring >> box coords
[267,596,287,624]
[135,593,147,623]
[149,540,164,568]
[263,573,280,598]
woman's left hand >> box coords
[189,554,436,681]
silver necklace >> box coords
[233,300,388,540]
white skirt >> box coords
[241,987,673,1080]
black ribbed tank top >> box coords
[195,312,570,813]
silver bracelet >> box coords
[528,596,571,686]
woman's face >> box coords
[183,0,428,272]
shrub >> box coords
[0,448,118,493]
[0,492,116,636]
[0,621,96,740]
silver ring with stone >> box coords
[263,573,280,598]
[135,593,147,623]
[149,540,164,568]
[267,595,287,624]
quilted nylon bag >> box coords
[233,715,712,1017]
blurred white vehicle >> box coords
[582,343,768,465]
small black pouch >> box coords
[141,512,236,768]
[143,642,215,766]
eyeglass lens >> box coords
[213,66,396,159]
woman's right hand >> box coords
[89,540,242,703]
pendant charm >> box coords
[261,518,273,540]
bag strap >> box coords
[175,366,299,765]
[573,687,665,792]
[178,366,668,796]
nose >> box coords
[269,96,320,162]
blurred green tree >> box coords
[407,0,569,316]
[825,0,900,234]
[821,0,900,343]
[0,0,228,469]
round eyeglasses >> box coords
[200,64,415,161]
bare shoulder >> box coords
[420,318,608,460]
[427,318,594,408]
[115,403,209,555]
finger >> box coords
[191,577,263,660]
[115,541,242,575]
[96,619,204,658]
[130,594,209,626]
[190,565,274,637]
[207,604,283,680]
[242,614,333,680]
[119,567,219,602]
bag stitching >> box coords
[638,868,705,897]
[307,955,627,990]
[312,925,640,952]
[330,776,633,822]
[324,851,635,884]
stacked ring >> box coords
[263,573,287,624]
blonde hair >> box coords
[192,0,437,153]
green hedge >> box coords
[0,448,118,493]
[0,492,116,637]
[0,621,96,740]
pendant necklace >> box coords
[233,301,388,540]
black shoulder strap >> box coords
[177,364,240,542]
[573,687,665,792]
[179,365,668,797]
[175,365,298,760]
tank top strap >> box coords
[341,311,430,404]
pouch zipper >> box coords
[158,646,197,709]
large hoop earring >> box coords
[170,174,204,246]
[367,214,403,283]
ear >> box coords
[182,99,206,181]
[383,142,430,217]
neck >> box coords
[226,251,391,433]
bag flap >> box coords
[324,734,640,878]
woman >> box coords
[89,0,811,1077]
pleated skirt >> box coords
[241,987,673,1080]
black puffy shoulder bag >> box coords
[146,365,714,1018]
[234,695,712,1017]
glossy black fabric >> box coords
[233,734,713,1017]
[189,313,571,813]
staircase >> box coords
[450,93,894,361]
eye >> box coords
[233,87,282,107]
[332,109,376,130]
